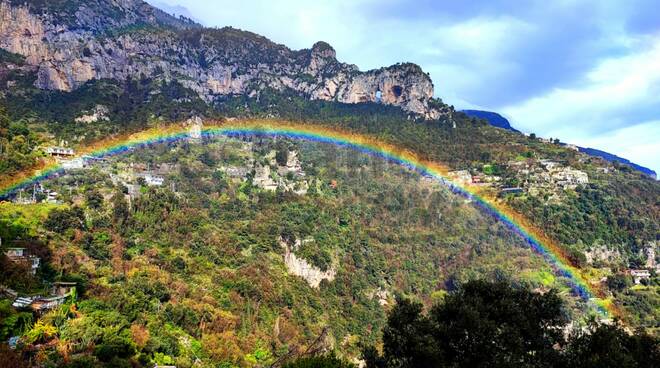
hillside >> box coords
[0,1,659,367]
[461,109,519,132]
[577,146,657,179]
[462,110,656,178]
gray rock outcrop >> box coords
[0,1,447,119]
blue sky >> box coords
[150,0,660,174]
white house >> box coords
[144,174,164,186]
[629,269,651,284]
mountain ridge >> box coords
[0,0,449,120]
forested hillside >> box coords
[0,1,658,367]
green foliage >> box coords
[44,206,86,233]
[81,231,112,260]
[365,280,567,368]
[0,104,43,175]
[284,354,355,368]
[363,280,660,368]
[1,131,657,366]
[565,323,660,368]
[0,48,25,64]
[94,332,136,362]
[0,299,33,340]
[607,273,632,292]
[85,189,104,209]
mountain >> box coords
[461,109,519,132]
[0,0,448,119]
[577,146,656,179]
[0,1,659,367]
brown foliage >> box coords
[202,331,243,364]
[130,324,150,349]
[0,345,29,368]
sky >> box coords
[149,0,660,174]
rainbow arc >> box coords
[0,119,615,317]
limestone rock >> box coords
[0,1,449,119]
[279,237,336,288]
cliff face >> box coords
[0,1,446,119]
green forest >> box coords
[5,133,650,366]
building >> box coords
[44,190,58,203]
[448,170,472,185]
[61,158,85,170]
[45,147,75,157]
[223,166,249,180]
[51,282,77,297]
[30,295,68,312]
[144,174,164,186]
[11,282,76,312]
[5,247,25,258]
[4,248,40,275]
[629,270,651,284]
[12,296,36,309]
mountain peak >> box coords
[311,41,336,59]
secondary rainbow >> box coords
[0,120,614,317]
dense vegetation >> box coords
[0,76,658,331]
[362,280,659,368]
[1,136,598,367]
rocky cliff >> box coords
[0,0,446,119]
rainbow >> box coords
[0,119,614,317]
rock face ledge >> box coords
[279,237,336,289]
[0,1,446,119]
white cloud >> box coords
[502,37,660,173]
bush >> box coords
[94,334,136,362]
[284,354,355,368]
[44,206,86,233]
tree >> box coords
[364,280,567,368]
[565,322,660,368]
[276,144,289,166]
[85,189,104,209]
[284,354,355,368]
[111,190,129,229]
[44,207,86,233]
[606,273,631,292]
[0,105,10,137]
[430,280,566,368]
[380,296,441,367]
[364,280,659,368]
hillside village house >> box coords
[11,282,77,312]
[448,170,472,185]
[144,174,165,186]
[51,282,77,297]
[60,157,85,170]
[4,247,40,275]
[45,146,75,157]
[629,269,651,284]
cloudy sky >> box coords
[149,0,660,174]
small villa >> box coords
[4,247,40,275]
[45,146,75,156]
[629,269,651,284]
